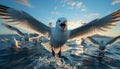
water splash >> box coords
[26,56,76,69]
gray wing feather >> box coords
[2,23,24,36]
[107,36,120,45]
[69,10,120,39]
[0,5,51,35]
[87,37,100,45]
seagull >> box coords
[10,37,21,50]
[2,23,24,36]
[2,23,30,42]
[81,38,87,52]
[2,23,39,42]
[23,33,30,42]
[88,36,120,56]
[0,5,120,57]
[33,38,39,46]
[2,22,45,47]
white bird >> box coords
[0,5,120,57]
[2,23,39,42]
[88,36,120,56]
[2,23,30,42]
[10,37,21,49]
[2,23,24,36]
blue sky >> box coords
[0,0,120,37]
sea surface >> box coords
[0,35,120,69]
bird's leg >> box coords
[58,47,61,57]
[98,50,102,57]
[98,50,104,57]
[51,47,55,57]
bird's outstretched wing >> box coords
[87,37,100,45]
[106,36,120,45]
[3,23,39,37]
[2,23,24,36]
[69,10,120,39]
[0,5,51,35]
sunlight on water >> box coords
[26,57,76,69]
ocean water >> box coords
[0,36,120,69]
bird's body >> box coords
[50,27,69,48]
[99,45,106,51]
[10,37,21,50]
[98,42,107,57]
[24,34,30,42]
[99,41,107,51]
[0,5,120,57]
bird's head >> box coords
[56,17,67,33]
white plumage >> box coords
[10,37,21,49]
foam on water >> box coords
[26,57,76,69]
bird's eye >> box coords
[57,20,61,22]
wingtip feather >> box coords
[110,19,120,23]
[112,10,120,16]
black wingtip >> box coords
[116,35,120,38]
[0,5,9,9]
[112,10,120,16]
[0,5,9,13]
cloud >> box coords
[60,0,87,11]
[83,13,100,21]
[45,18,87,30]
[112,0,120,5]
[76,2,83,8]
[68,1,83,9]
[15,0,33,8]
[51,11,61,15]
[62,0,69,3]
[69,2,76,7]
[68,20,86,30]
